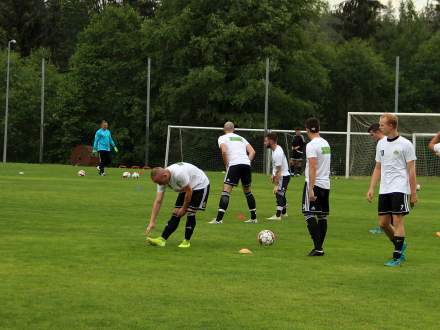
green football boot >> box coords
[178,239,191,248]
[146,236,166,247]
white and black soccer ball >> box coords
[257,229,276,246]
[131,172,140,179]
[78,170,86,177]
[122,171,131,179]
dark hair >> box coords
[367,123,380,133]
[305,118,320,133]
[266,133,278,142]
[101,120,108,124]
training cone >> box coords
[436,232,440,238]
[236,213,247,221]
[239,248,252,254]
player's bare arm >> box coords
[308,157,317,201]
[428,131,440,153]
[367,162,381,202]
[175,185,193,217]
[272,165,282,193]
[220,144,228,169]
[146,191,165,235]
[407,160,417,207]
[246,144,256,161]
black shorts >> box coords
[276,175,290,194]
[224,164,252,187]
[175,185,210,212]
[302,182,330,215]
[291,151,304,161]
[378,193,410,216]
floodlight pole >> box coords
[3,39,16,163]
[394,56,400,113]
[145,57,151,166]
[39,58,45,163]
[264,57,270,174]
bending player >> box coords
[264,133,290,220]
[367,113,417,267]
[209,121,257,224]
[302,118,331,256]
[145,162,210,248]
[428,131,440,157]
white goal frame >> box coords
[346,112,440,178]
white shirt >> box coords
[272,145,290,177]
[434,143,440,154]
[375,136,416,194]
[305,137,331,190]
[157,162,209,193]
[218,133,251,166]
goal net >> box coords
[347,112,440,177]
[165,126,349,176]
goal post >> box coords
[346,112,440,178]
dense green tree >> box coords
[62,5,146,164]
[327,39,393,129]
[334,0,386,40]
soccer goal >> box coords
[164,126,350,176]
[346,112,440,178]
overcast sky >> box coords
[328,0,428,10]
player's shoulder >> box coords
[398,136,413,146]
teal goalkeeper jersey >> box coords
[93,128,116,152]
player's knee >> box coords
[242,185,251,193]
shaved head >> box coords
[150,167,170,185]
[224,121,235,133]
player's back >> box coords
[218,133,251,166]
[305,137,331,189]
[167,162,209,191]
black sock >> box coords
[317,218,327,250]
[306,216,320,250]
[393,236,405,259]
[162,215,181,240]
[282,207,287,215]
[276,208,282,217]
[185,213,196,240]
[216,191,230,221]
[275,192,284,217]
[245,191,257,220]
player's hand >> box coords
[92,149,97,156]
[145,223,155,236]
[308,189,317,202]
[273,186,278,194]
[410,194,417,208]
[366,189,374,203]
[114,146,119,153]
[175,208,187,218]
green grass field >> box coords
[1,163,440,329]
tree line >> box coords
[1,0,440,165]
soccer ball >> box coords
[78,170,86,177]
[257,230,276,246]
[122,171,131,179]
[131,172,140,179]
[416,184,421,191]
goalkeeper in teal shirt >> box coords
[93,120,118,176]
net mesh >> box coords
[166,127,348,175]
[349,113,440,176]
